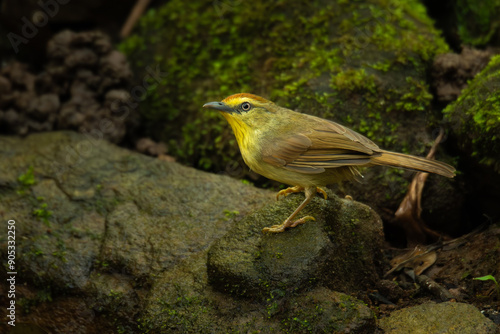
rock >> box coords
[207,190,384,300]
[443,54,500,172]
[46,30,75,59]
[0,75,11,94]
[28,94,60,121]
[3,108,21,127]
[0,30,136,143]
[14,91,36,111]
[0,131,382,333]
[4,61,35,91]
[288,288,375,332]
[64,48,99,68]
[425,0,500,49]
[0,131,273,332]
[99,50,132,81]
[378,302,498,334]
[441,54,500,223]
[104,89,130,104]
[143,251,376,333]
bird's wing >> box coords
[262,119,382,174]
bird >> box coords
[203,93,455,233]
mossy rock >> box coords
[0,131,273,332]
[378,301,497,333]
[455,0,500,47]
[142,251,376,333]
[443,54,500,172]
[207,189,384,301]
[120,0,449,176]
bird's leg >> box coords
[263,186,320,233]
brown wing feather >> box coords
[262,133,326,174]
[311,119,381,153]
[262,118,382,174]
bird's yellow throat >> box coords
[220,112,250,152]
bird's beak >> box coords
[203,101,236,114]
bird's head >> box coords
[203,93,278,142]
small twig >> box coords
[405,269,454,301]
[120,0,152,38]
[426,128,445,160]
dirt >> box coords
[370,224,500,327]
[0,30,137,143]
[432,46,495,103]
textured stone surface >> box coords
[207,190,384,300]
[142,250,376,333]
[378,302,498,334]
[0,131,273,332]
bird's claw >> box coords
[262,225,286,233]
[289,215,316,228]
[316,187,328,200]
[262,216,316,233]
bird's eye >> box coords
[241,102,252,111]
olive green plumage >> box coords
[204,93,455,233]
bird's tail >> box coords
[370,151,455,178]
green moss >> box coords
[33,202,52,226]
[223,209,239,220]
[331,68,377,93]
[141,288,214,333]
[120,0,449,178]
[283,290,374,333]
[17,165,35,195]
[455,0,500,46]
[18,165,35,186]
[443,54,500,171]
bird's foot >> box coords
[276,186,304,200]
[276,186,327,201]
[262,216,316,233]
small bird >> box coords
[203,93,455,233]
